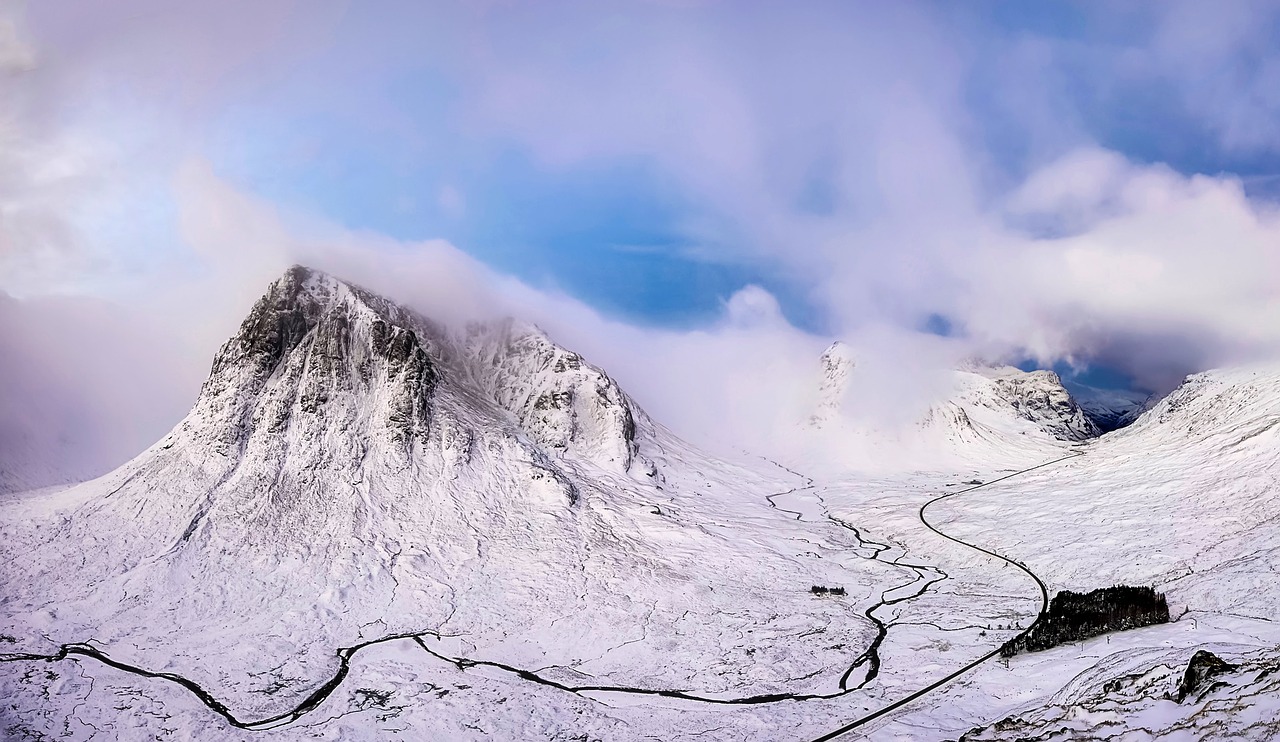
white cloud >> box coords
[1143,0,1280,152]
[4,1,1280,474]
[438,3,1280,392]
[947,151,1280,389]
[722,284,784,328]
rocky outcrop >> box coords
[1176,650,1238,703]
[986,369,1101,441]
[960,647,1280,741]
[462,318,651,474]
[192,265,439,458]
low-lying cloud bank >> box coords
[2,1,1280,488]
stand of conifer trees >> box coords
[1001,585,1169,657]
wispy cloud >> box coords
[3,1,1280,476]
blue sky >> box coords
[6,0,1280,399]
[214,119,821,330]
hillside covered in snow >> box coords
[3,267,1279,741]
[802,342,1100,472]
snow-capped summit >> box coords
[970,366,1100,441]
[806,345,1100,468]
[462,318,652,475]
[97,265,678,553]
[811,341,857,427]
[190,265,441,465]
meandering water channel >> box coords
[0,451,1082,739]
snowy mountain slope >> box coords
[461,317,654,476]
[0,266,931,740]
[0,431,97,497]
[803,343,1096,472]
[838,362,1280,739]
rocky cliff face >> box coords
[809,343,1100,444]
[194,265,439,462]
[185,266,652,480]
[982,368,1101,441]
[461,318,651,475]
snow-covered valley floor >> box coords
[8,432,1277,741]
[0,452,1061,740]
[4,270,1278,741]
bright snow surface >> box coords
[2,267,1278,740]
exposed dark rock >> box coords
[214,265,322,381]
[1176,650,1237,703]
[990,370,1101,441]
[198,265,439,452]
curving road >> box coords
[808,449,1084,741]
[0,450,1082,737]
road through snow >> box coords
[0,451,1083,738]
[809,449,1084,741]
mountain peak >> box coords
[970,366,1100,441]
[195,266,439,466]
[170,266,656,509]
[79,266,666,559]
[812,341,857,427]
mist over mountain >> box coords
[5,2,1280,739]
[3,266,1280,740]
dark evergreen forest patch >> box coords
[1001,585,1169,657]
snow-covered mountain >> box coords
[5,269,1280,741]
[805,343,1098,470]
[0,267,912,739]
